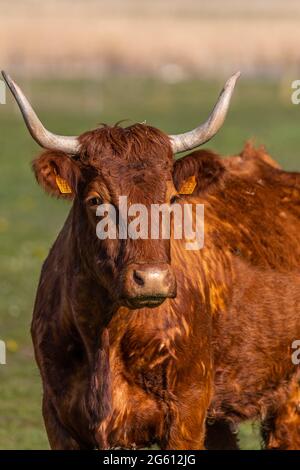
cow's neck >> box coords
[56,207,114,364]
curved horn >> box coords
[169,71,240,154]
[1,71,80,155]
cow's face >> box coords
[33,125,178,309]
[4,71,239,308]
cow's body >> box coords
[7,71,299,449]
[32,142,300,449]
[33,206,212,449]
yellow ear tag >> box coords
[179,175,197,195]
[55,175,72,194]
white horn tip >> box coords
[226,71,241,87]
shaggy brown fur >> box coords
[31,124,300,449]
[173,149,227,196]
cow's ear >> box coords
[32,150,81,199]
[173,150,226,196]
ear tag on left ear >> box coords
[55,175,72,194]
[179,175,197,195]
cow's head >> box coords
[2,71,239,309]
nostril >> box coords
[133,270,145,287]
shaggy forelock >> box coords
[78,123,173,167]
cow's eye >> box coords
[170,195,180,205]
[87,196,102,207]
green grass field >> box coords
[0,76,299,449]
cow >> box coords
[3,70,300,450]
[175,142,300,450]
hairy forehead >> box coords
[85,159,173,203]
[79,124,173,200]
[78,123,173,168]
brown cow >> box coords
[177,144,300,449]
[3,71,300,450]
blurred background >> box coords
[1,0,300,449]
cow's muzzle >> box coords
[121,263,177,309]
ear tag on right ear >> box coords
[179,175,197,195]
[55,175,72,194]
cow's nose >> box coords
[122,263,177,308]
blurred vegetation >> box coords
[2,0,300,79]
[0,76,300,449]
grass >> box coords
[0,76,300,449]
